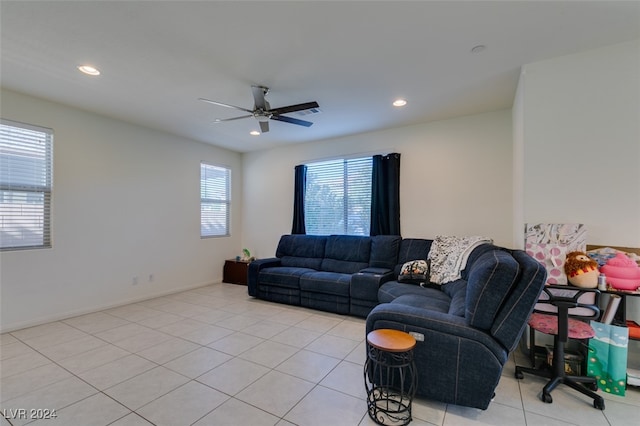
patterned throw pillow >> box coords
[398,260,429,285]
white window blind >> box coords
[0,119,53,250]
[305,157,372,236]
[200,162,230,237]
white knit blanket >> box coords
[428,235,493,285]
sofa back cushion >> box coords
[321,235,371,274]
[465,248,519,331]
[491,250,546,351]
[370,235,402,269]
[276,234,327,270]
[394,238,432,276]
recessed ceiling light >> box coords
[393,99,407,107]
[77,65,100,76]
[471,45,486,54]
[250,130,260,136]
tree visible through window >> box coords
[305,157,372,236]
[0,119,53,250]
[200,162,230,237]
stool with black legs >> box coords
[364,329,417,425]
[515,285,605,410]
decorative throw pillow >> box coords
[398,260,429,285]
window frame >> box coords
[0,119,53,251]
[200,162,231,238]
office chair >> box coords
[515,285,605,410]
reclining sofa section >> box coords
[247,234,400,316]
[247,234,546,409]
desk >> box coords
[223,259,250,285]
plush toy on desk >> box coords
[564,251,599,288]
[600,252,640,291]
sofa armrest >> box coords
[247,257,281,296]
[350,269,394,302]
[366,301,508,409]
[366,302,505,360]
[359,267,393,276]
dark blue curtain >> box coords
[291,164,307,234]
[370,153,401,236]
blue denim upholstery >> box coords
[394,238,432,275]
[368,246,546,410]
[465,249,519,330]
[277,234,327,269]
[249,234,383,313]
[320,235,371,273]
[248,235,546,410]
[369,235,402,269]
[301,271,352,314]
[491,250,547,351]
[350,270,395,317]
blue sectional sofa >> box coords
[247,234,546,409]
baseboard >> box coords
[0,279,221,333]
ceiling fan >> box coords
[199,86,320,133]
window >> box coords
[0,119,53,250]
[200,162,230,237]
[305,157,372,236]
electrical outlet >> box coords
[132,276,139,285]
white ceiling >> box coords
[2,1,639,153]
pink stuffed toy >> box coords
[600,253,640,291]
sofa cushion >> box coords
[276,235,327,269]
[465,249,519,330]
[390,292,450,314]
[397,260,429,285]
[378,281,438,303]
[441,279,467,317]
[370,235,402,269]
[300,271,352,296]
[320,235,371,273]
[259,267,315,289]
[394,239,432,275]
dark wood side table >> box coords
[223,259,250,285]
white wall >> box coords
[0,89,243,332]
[242,110,513,258]
[515,39,640,322]
[516,39,640,247]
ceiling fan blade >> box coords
[271,115,314,127]
[199,98,253,113]
[259,120,270,133]
[212,115,253,123]
[251,86,268,110]
[270,101,320,115]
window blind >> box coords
[200,162,230,237]
[0,119,53,250]
[305,157,372,236]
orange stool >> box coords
[364,329,417,425]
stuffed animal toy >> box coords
[564,251,599,288]
[600,252,640,291]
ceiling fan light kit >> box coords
[199,85,319,133]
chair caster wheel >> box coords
[515,370,524,380]
[542,393,553,403]
[593,398,605,410]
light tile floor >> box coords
[1,282,638,425]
